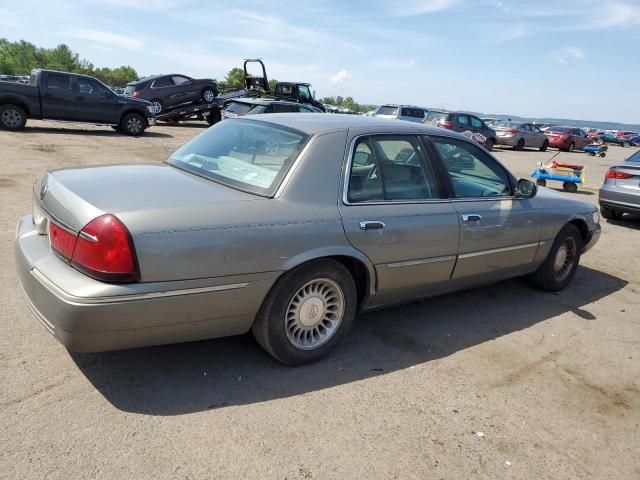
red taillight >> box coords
[49,222,77,260]
[72,214,139,282]
[132,91,141,98]
[440,120,453,129]
[507,128,518,134]
[49,214,139,282]
[606,169,633,180]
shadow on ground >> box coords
[71,265,627,415]
[21,126,173,138]
[606,213,640,230]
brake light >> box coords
[606,169,633,180]
[49,214,139,282]
[72,214,139,282]
[49,222,77,260]
[132,91,141,98]
[440,120,453,129]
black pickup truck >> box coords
[0,69,155,135]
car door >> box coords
[40,72,75,119]
[574,129,591,149]
[71,77,121,123]
[455,114,470,133]
[150,76,177,108]
[530,124,544,147]
[172,75,198,104]
[339,134,460,305]
[429,135,542,281]
[520,123,532,146]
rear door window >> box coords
[152,76,174,88]
[46,73,71,91]
[172,76,190,85]
[457,115,470,126]
[470,116,483,128]
[400,108,426,119]
[347,136,440,202]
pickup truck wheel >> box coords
[251,259,357,365]
[202,88,216,103]
[121,113,146,136]
[0,104,27,131]
[525,224,582,292]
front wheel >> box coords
[0,104,27,131]
[525,224,582,292]
[251,259,357,365]
[536,179,547,187]
[120,113,146,136]
[515,138,525,150]
[540,140,549,152]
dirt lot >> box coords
[1,120,639,479]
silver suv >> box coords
[373,104,428,123]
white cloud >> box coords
[391,0,460,16]
[331,70,352,84]
[550,46,585,64]
[67,29,144,50]
[583,1,640,29]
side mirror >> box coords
[516,178,538,198]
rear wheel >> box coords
[484,138,495,151]
[526,224,582,292]
[540,140,549,152]
[515,138,525,150]
[623,141,630,148]
[120,112,146,136]
[0,104,27,131]
[563,182,578,193]
[251,259,357,365]
[568,142,575,152]
[150,99,163,114]
[202,88,216,104]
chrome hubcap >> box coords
[127,117,143,133]
[152,101,162,114]
[285,278,345,350]
[2,109,22,127]
[203,90,215,102]
[554,238,576,282]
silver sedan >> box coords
[495,122,549,151]
[15,115,601,365]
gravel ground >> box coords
[1,120,639,479]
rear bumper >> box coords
[599,186,640,214]
[15,215,275,352]
[547,138,570,149]
[496,135,518,147]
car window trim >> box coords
[341,133,450,206]
[424,134,518,200]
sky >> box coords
[1,0,639,124]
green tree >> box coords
[223,67,245,88]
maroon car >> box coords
[544,127,592,152]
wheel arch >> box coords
[0,98,30,116]
[119,108,149,126]
[567,217,589,244]
[281,247,377,306]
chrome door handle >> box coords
[461,214,482,222]
[359,221,386,231]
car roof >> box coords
[127,74,190,85]
[378,104,427,109]
[240,113,461,136]
[228,98,307,106]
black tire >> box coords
[206,108,221,126]
[120,112,146,136]
[526,224,582,292]
[536,179,547,187]
[568,142,575,152]
[111,125,121,132]
[539,140,549,152]
[0,104,27,131]
[251,259,357,365]
[515,138,525,150]
[202,88,216,104]
[602,206,623,220]
[596,138,604,145]
[484,138,495,151]
[600,152,606,158]
[150,99,163,115]
[623,141,630,148]
[563,182,578,193]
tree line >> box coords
[0,39,138,86]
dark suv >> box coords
[124,74,218,114]
[425,111,497,151]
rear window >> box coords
[167,119,309,196]
[626,150,640,163]
[46,73,71,91]
[376,105,398,116]
[225,102,253,115]
[424,111,448,124]
[547,127,570,133]
[400,108,425,118]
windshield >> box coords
[376,106,398,116]
[167,119,309,196]
[424,111,448,125]
[224,102,253,115]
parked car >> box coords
[15,115,601,364]
[593,132,631,147]
[599,149,640,220]
[222,98,321,119]
[615,131,637,139]
[373,104,429,123]
[124,74,218,114]
[425,111,497,151]
[627,135,640,147]
[544,126,592,151]
[0,69,155,135]
[495,122,549,151]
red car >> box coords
[616,131,638,139]
[544,126,592,152]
